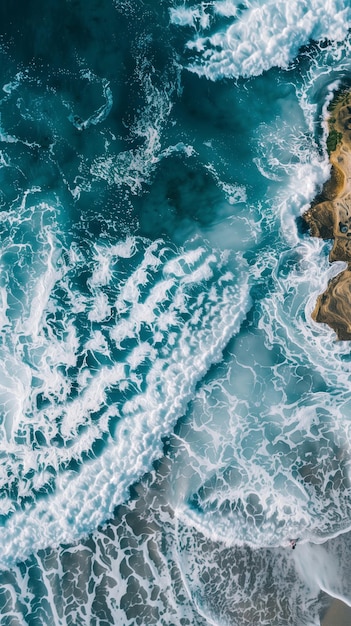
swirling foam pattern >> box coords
[0,214,249,563]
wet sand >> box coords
[322,598,351,626]
[304,90,351,339]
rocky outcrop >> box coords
[304,90,351,339]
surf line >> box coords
[304,89,351,339]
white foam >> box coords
[0,233,250,567]
[90,67,181,194]
[170,5,211,29]
[171,0,351,79]
[213,0,239,18]
[22,228,62,337]
[88,291,111,322]
[2,71,25,96]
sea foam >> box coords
[0,232,250,566]
[170,0,351,79]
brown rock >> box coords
[303,201,335,239]
[312,269,351,340]
[303,90,351,339]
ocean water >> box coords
[0,0,351,624]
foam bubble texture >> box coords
[0,223,249,566]
[170,0,351,79]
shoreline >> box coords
[304,90,351,339]
[322,598,351,625]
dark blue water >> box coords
[0,1,351,624]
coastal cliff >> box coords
[304,90,351,339]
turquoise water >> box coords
[0,0,351,624]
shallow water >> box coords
[0,0,351,624]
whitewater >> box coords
[0,0,351,624]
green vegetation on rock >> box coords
[327,129,343,155]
